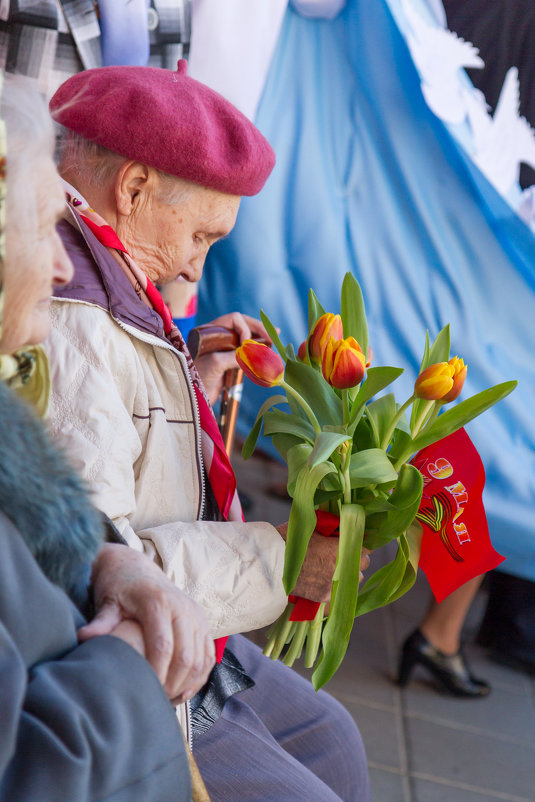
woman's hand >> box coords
[194,312,271,404]
[276,523,371,601]
[78,544,215,703]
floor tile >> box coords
[412,775,534,802]
[369,766,410,802]
[402,681,535,744]
[405,716,535,800]
[338,698,403,770]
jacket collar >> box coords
[55,206,166,341]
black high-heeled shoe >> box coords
[397,629,491,698]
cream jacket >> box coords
[45,298,287,639]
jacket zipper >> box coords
[58,301,207,522]
[54,299,205,746]
[115,318,206,522]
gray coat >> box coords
[0,380,191,801]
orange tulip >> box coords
[322,336,366,389]
[441,356,467,403]
[414,362,455,400]
[297,340,308,361]
[236,340,284,388]
[308,314,344,364]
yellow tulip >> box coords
[414,362,455,400]
[441,356,467,402]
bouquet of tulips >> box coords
[235,274,515,690]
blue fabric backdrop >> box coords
[198,0,535,581]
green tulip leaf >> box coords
[312,503,365,689]
[411,381,518,454]
[307,288,327,334]
[349,448,399,487]
[357,523,422,615]
[287,443,313,497]
[242,394,288,460]
[271,432,303,461]
[384,523,422,604]
[260,309,287,361]
[263,409,317,443]
[428,324,451,364]
[283,461,337,593]
[284,358,342,426]
[286,343,296,360]
[242,418,263,461]
[388,427,413,461]
[411,326,450,430]
[308,431,351,469]
[350,366,404,423]
[365,393,397,448]
[418,331,431,372]
[364,463,423,548]
[340,273,368,357]
[356,535,409,615]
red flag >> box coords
[411,427,505,603]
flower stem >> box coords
[380,395,414,450]
[264,603,294,660]
[342,389,350,427]
[281,381,321,433]
[411,400,436,438]
[304,603,326,668]
[282,621,309,666]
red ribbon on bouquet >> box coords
[411,427,505,603]
[288,510,340,622]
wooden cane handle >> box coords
[187,326,240,359]
[187,325,268,359]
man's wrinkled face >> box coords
[118,179,241,286]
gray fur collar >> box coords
[0,380,103,605]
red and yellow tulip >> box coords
[442,356,467,403]
[322,336,366,389]
[236,340,284,388]
[414,362,455,400]
[308,314,344,364]
[297,340,308,361]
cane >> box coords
[187,325,266,458]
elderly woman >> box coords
[45,63,371,801]
[0,72,217,801]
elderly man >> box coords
[45,62,371,801]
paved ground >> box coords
[234,446,535,802]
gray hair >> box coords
[57,128,193,206]
[1,73,55,242]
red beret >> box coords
[49,60,275,197]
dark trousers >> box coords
[478,571,535,661]
[194,634,371,802]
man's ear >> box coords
[114,161,151,217]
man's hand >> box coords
[78,544,215,703]
[277,523,371,601]
[194,312,271,404]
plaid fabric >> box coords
[0,0,191,98]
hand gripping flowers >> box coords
[237,274,516,690]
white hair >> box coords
[57,128,193,206]
[1,73,55,242]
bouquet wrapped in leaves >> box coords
[236,274,515,690]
